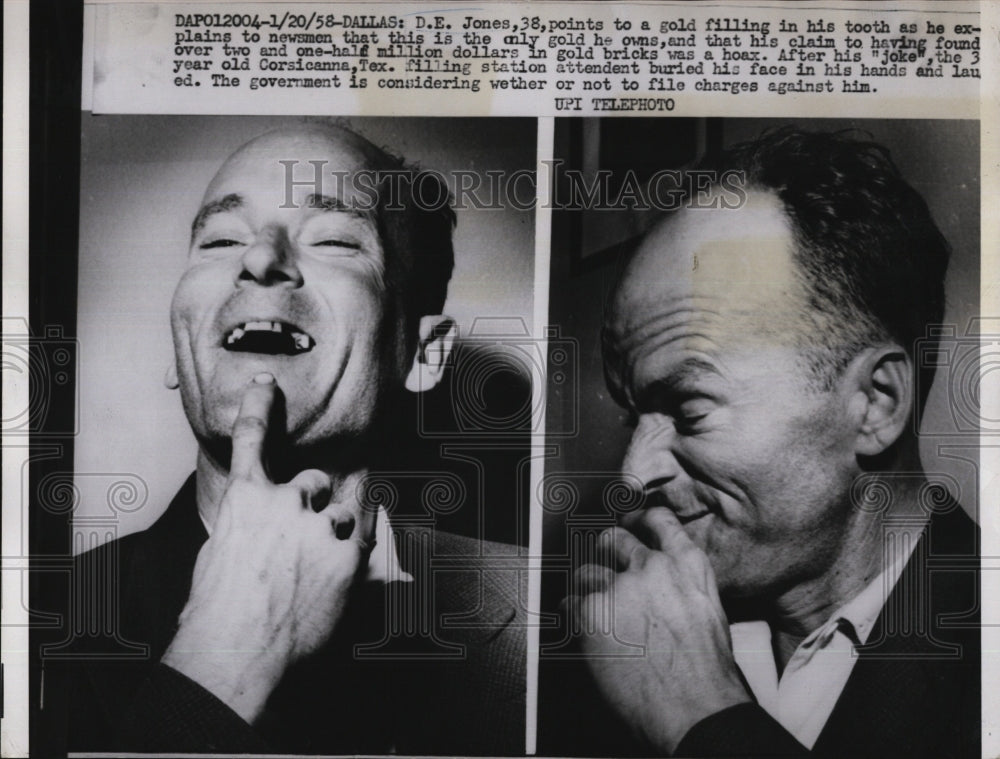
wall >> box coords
[74,115,536,543]
[543,117,981,553]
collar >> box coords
[731,531,919,655]
[811,533,919,647]
[198,504,413,585]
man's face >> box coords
[170,127,410,451]
[606,191,861,600]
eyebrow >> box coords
[189,192,371,243]
[305,193,349,211]
[636,357,723,407]
[304,193,373,222]
[661,357,723,385]
[191,193,243,239]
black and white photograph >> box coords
[6,2,996,758]
[35,115,536,755]
[538,117,981,758]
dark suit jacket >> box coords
[541,502,980,758]
[50,474,526,755]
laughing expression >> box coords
[605,190,860,599]
[170,126,411,452]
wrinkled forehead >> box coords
[607,190,803,350]
[202,126,393,207]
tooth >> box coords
[294,333,310,350]
[271,322,282,332]
[230,327,245,342]
[245,321,268,331]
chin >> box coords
[715,573,767,604]
[290,415,373,449]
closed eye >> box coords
[673,398,713,432]
[310,239,361,249]
[199,238,245,250]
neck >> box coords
[194,451,230,529]
[763,455,930,659]
[194,438,376,529]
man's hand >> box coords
[568,506,752,754]
[162,374,376,724]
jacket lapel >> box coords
[815,504,979,758]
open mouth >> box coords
[223,320,315,355]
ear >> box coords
[405,316,456,393]
[847,345,914,457]
[164,361,179,390]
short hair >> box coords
[374,166,456,328]
[698,128,950,409]
[303,119,456,328]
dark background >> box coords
[30,2,85,755]
[542,116,981,616]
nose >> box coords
[237,227,304,288]
[621,414,681,494]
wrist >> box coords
[162,622,289,724]
[646,685,753,754]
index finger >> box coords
[625,506,693,554]
[597,526,648,571]
[229,373,277,481]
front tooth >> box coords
[271,322,282,332]
[245,320,268,331]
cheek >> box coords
[728,424,848,535]
[171,267,225,337]
[169,290,201,375]
[673,425,770,499]
[328,287,407,384]
[672,418,822,526]
[318,263,388,320]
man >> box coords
[557,129,978,757]
[53,124,526,754]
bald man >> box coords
[54,125,526,755]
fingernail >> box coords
[252,372,275,385]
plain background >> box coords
[73,115,536,545]
[543,117,981,552]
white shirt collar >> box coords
[730,536,919,748]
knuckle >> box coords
[233,415,267,436]
[675,541,701,564]
[306,469,332,490]
[279,486,307,508]
[628,541,648,566]
[226,476,248,493]
[643,507,672,533]
[225,477,257,498]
